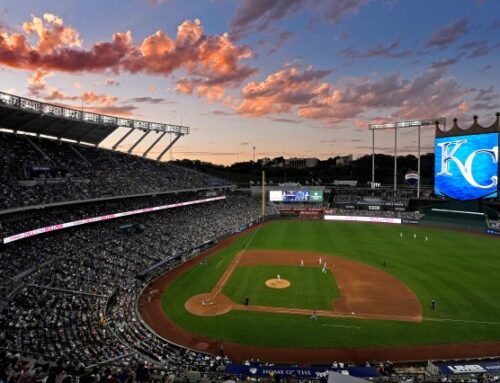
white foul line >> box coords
[321,324,361,329]
[425,317,500,325]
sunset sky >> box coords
[0,0,499,165]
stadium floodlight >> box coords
[368,118,446,197]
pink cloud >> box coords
[0,14,256,101]
[235,64,473,126]
[44,89,119,107]
[27,69,53,96]
[236,65,333,116]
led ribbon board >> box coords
[434,132,498,200]
[3,196,226,244]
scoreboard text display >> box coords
[434,132,498,200]
[269,190,323,202]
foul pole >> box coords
[261,170,266,220]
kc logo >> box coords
[437,139,498,189]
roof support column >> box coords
[143,131,166,157]
[112,128,134,150]
[127,130,150,154]
[156,134,181,161]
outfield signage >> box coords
[438,362,500,375]
[224,365,379,379]
[485,228,500,236]
[324,215,401,224]
[402,219,420,225]
[2,196,226,244]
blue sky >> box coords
[0,0,498,164]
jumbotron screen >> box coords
[270,190,323,202]
[434,132,498,200]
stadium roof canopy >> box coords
[0,91,189,158]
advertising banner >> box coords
[485,228,500,236]
[3,196,226,244]
[402,219,420,225]
[224,365,379,379]
[437,361,500,375]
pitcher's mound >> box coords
[265,278,291,289]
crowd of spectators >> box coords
[488,220,500,229]
[0,133,230,211]
[0,193,271,372]
[1,132,499,381]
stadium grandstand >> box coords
[1,91,500,382]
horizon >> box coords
[1,0,499,165]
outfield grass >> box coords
[161,221,500,349]
[222,265,339,310]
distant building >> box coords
[284,157,319,169]
[335,155,353,167]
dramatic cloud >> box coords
[321,0,368,24]
[0,14,256,101]
[38,89,136,117]
[268,30,294,54]
[471,85,500,111]
[212,110,235,116]
[426,17,469,48]
[338,38,412,60]
[83,105,137,117]
[458,40,500,58]
[230,0,370,38]
[27,69,53,96]
[127,96,174,104]
[430,58,458,69]
[147,0,167,6]
[231,0,305,39]
[44,89,119,106]
[458,101,470,112]
[22,13,82,54]
[93,78,120,87]
[236,65,333,116]
[236,64,473,125]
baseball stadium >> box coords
[1,2,500,382]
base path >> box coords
[139,227,500,364]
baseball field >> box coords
[140,220,500,363]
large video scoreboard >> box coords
[434,130,498,200]
[270,190,323,202]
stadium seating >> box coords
[0,132,230,211]
[0,191,272,369]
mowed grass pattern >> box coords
[222,265,339,310]
[161,221,500,349]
